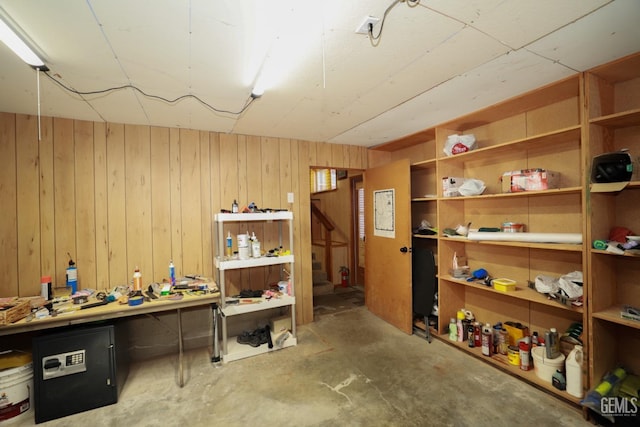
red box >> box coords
[501,169,560,193]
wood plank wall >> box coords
[0,112,367,325]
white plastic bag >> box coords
[458,179,486,196]
[443,134,477,156]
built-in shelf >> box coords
[589,108,640,127]
[441,275,583,314]
[441,237,583,252]
[437,334,582,405]
[592,306,640,330]
[439,186,582,201]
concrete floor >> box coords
[16,290,591,427]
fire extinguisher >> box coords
[339,266,349,288]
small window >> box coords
[310,168,337,194]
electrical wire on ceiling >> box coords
[369,0,421,47]
[42,71,258,116]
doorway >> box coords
[310,168,364,319]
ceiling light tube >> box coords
[0,13,47,69]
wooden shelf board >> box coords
[440,186,582,201]
[438,126,581,163]
[371,128,436,152]
[591,249,640,258]
[410,158,437,170]
[434,333,582,405]
[441,275,584,314]
[592,306,640,330]
[412,234,437,240]
[221,294,295,316]
[590,109,640,128]
[441,236,583,252]
[411,197,437,202]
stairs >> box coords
[312,254,334,296]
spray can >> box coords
[133,266,142,292]
[226,232,233,258]
[169,260,176,285]
[66,254,78,295]
[482,323,492,356]
[519,336,531,371]
[473,322,481,347]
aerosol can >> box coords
[66,253,78,295]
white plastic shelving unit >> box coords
[214,211,297,362]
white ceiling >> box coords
[0,0,639,148]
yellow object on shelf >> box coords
[493,278,516,292]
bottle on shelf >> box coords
[66,254,78,295]
[133,266,142,292]
[519,337,531,371]
[566,345,584,398]
[232,199,238,213]
[456,309,465,342]
[226,232,233,258]
[449,318,457,341]
[545,328,560,359]
[482,323,492,356]
[169,259,175,285]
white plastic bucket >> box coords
[0,362,34,424]
[532,346,565,383]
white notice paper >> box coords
[374,189,395,238]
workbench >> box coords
[0,291,221,387]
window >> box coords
[310,168,337,193]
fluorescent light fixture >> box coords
[0,13,47,69]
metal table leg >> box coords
[178,307,184,387]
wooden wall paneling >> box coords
[219,133,240,291]
[124,124,152,284]
[331,143,345,169]
[38,117,55,285]
[93,122,110,290]
[261,137,280,283]
[316,141,331,167]
[348,144,364,169]
[209,132,221,266]
[179,129,203,276]
[0,113,18,297]
[169,128,183,280]
[526,97,580,135]
[199,131,213,278]
[367,149,391,168]
[150,126,172,282]
[106,123,128,287]
[243,135,265,287]
[279,137,293,286]
[289,139,304,324]
[53,118,76,292]
[296,139,313,324]
[75,120,97,289]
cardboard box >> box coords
[501,169,560,193]
[503,321,529,346]
[0,299,31,325]
[269,315,291,333]
[442,176,466,197]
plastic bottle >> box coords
[449,318,457,341]
[169,260,176,285]
[467,323,475,347]
[482,323,492,356]
[133,266,142,291]
[226,232,233,258]
[566,345,584,398]
[66,254,78,295]
[456,309,465,342]
[232,199,238,213]
[251,233,261,258]
[473,322,481,347]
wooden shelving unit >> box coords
[371,51,640,406]
[585,52,640,386]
